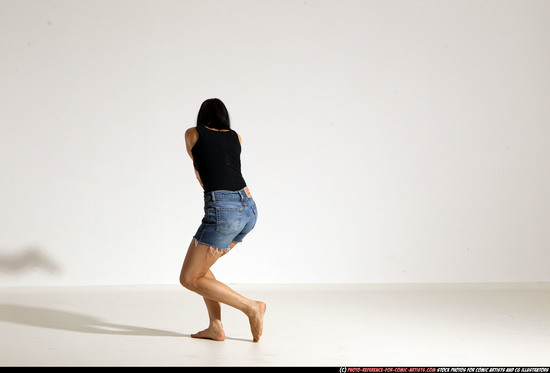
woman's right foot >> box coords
[191,320,225,341]
[248,301,266,342]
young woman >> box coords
[179,98,266,342]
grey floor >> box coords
[1,283,549,366]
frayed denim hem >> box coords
[193,238,234,256]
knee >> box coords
[179,270,198,291]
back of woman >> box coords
[191,125,246,193]
[178,98,265,343]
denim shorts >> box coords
[193,188,258,252]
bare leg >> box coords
[180,239,266,342]
[191,270,225,341]
[203,270,222,322]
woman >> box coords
[179,98,266,342]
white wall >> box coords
[1,0,549,286]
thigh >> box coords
[180,239,237,280]
[181,240,220,280]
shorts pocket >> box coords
[215,206,243,236]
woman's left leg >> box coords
[192,242,235,341]
[191,269,225,341]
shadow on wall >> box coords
[0,246,61,275]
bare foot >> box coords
[248,301,266,342]
[191,320,225,341]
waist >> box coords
[204,187,253,203]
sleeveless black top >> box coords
[191,126,247,192]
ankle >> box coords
[244,300,259,317]
[209,319,223,327]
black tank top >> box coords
[191,126,247,192]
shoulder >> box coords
[185,127,199,148]
[232,129,242,144]
[185,127,199,141]
[185,127,198,138]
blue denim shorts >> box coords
[193,188,258,252]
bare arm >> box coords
[185,127,198,159]
[185,127,203,188]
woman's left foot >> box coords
[191,320,225,341]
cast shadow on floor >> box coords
[0,303,252,342]
[0,303,188,338]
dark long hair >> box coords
[196,98,231,130]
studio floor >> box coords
[0,283,549,367]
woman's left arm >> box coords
[184,127,203,188]
[185,127,198,159]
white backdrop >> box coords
[1,0,549,286]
